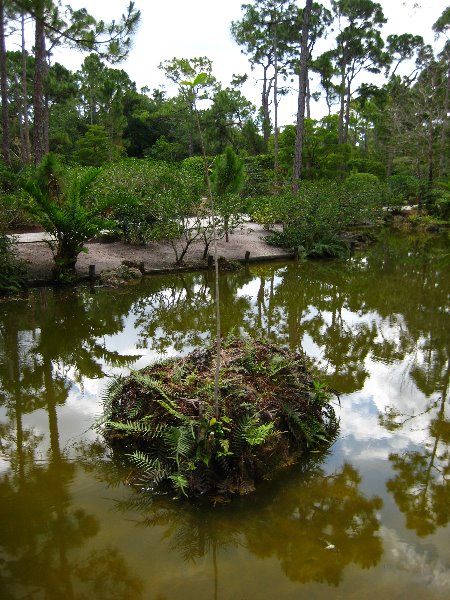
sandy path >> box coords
[13,223,292,282]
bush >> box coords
[94,158,208,245]
[252,179,383,257]
[242,154,276,198]
[427,187,450,220]
[347,158,386,179]
[0,233,27,294]
[386,175,420,206]
[22,154,108,281]
[343,173,385,224]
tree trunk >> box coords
[33,3,46,164]
[344,83,351,145]
[292,0,312,193]
[387,146,394,177]
[338,66,346,144]
[306,75,311,119]
[14,72,26,157]
[427,108,434,196]
[261,64,272,151]
[438,59,450,178]
[21,14,31,164]
[43,54,50,154]
[0,0,10,165]
[273,25,279,172]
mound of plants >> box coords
[101,337,339,499]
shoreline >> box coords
[12,222,294,287]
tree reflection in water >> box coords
[0,288,143,599]
[380,361,450,537]
[0,230,448,597]
[108,456,383,590]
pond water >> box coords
[0,231,449,600]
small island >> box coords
[102,337,339,499]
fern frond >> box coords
[126,452,169,483]
[164,425,196,467]
[105,419,154,437]
[101,376,125,417]
[168,473,189,497]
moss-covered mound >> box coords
[102,337,339,499]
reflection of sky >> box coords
[1,255,449,598]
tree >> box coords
[3,0,140,164]
[0,0,10,165]
[329,0,388,145]
[73,124,118,166]
[204,87,260,154]
[292,0,313,192]
[158,56,216,157]
[433,7,450,178]
[231,0,299,156]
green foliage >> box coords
[253,178,384,257]
[0,234,27,294]
[22,153,109,280]
[93,157,208,249]
[242,155,276,198]
[211,147,246,197]
[347,158,386,179]
[102,338,338,498]
[73,124,121,166]
[211,148,246,241]
[427,187,450,220]
[343,173,386,224]
[386,175,420,206]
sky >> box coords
[14,0,450,126]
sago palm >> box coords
[23,153,109,281]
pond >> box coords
[0,231,449,600]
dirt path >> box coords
[13,223,292,283]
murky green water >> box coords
[1,231,449,600]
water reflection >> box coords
[109,456,383,590]
[0,231,449,598]
[0,289,143,598]
[380,361,450,537]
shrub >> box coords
[242,154,276,198]
[342,173,385,224]
[211,147,246,242]
[0,233,27,294]
[347,158,386,179]
[386,175,420,206]
[22,154,108,281]
[427,187,450,220]
[252,179,383,257]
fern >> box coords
[130,372,171,400]
[245,422,275,446]
[105,419,154,437]
[126,452,169,484]
[101,376,125,417]
[232,412,274,450]
[164,425,196,467]
[168,473,189,497]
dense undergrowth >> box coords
[101,337,339,499]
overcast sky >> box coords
[26,0,450,125]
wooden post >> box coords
[139,261,145,274]
[207,255,214,270]
[245,250,250,264]
[89,264,96,280]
